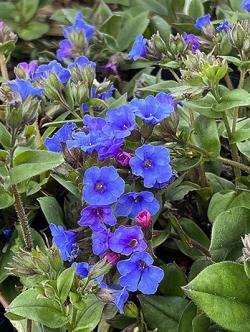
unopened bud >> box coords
[115,151,132,167]
[104,252,120,267]
[124,301,139,318]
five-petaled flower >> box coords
[78,205,117,231]
[117,252,164,294]
[83,166,125,205]
[130,144,172,188]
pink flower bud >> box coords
[135,210,152,228]
[104,252,120,267]
[115,151,132,167]
[0,21,5,29]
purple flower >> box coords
[83,114,106,131]
[44,123,76,152]
[105,105,136,138]
[49,224,77,261]
[183,33,200,54]
[241,0,250,10]
[0,21,5,29]
[6,79,44,101]
[102,62,118,74]
[78,205,117,231]
[128,35,147,60]
[109,225,147,256]
[34,60,70,84]
[115,151,132,167]
[195,14,211,30]
[155,92,183,109]
[74,262,90,278]
[83,166,125,205]
[130,144,172,188]
[97,137,124,160]
[64,12,94,41]
[117,252,164,294]
[57,39,73,60]
[216,20,233,32]
[112,288,129,314]
[98,85,115,100]
[69,56,96,70]
[67,131,104,154]
[16,62,38,78]
[130,95,174,125]
[114,191,160,218]
[92,227,111,256]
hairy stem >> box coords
[0,53,9,80]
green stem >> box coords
[169,69,180,82]
[0,52,9,80]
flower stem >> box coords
[0,52,9,80]
[12,185,33,251]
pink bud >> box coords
[115,151,132,167]
[104,252,120,267]
[135,210,152,228]
[0,21,5,29]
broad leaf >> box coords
[139,295,188,332]
[214,89,250,112]
[57,266,75,302]
[38,196,65,226]
[188,0,204,19]
[210,207,250,261]
[7,289,68,328]
[184,262,250,332]
[159,263,187,297]
[17,21,49,40]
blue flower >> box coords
[44,123,76,152]
[183,33,200,54]
[155,92,183,109]
[195,14,211,30]
[1,227,13,240]
[83,114,106,131]
[97,137,124,160]
[105,105,136,138]
[216,20,232,32]
[98,85,115,100]
[57,39,73,60]
[34,60,70,84]
[112,288,129,314]
[128,35,147,60]
[117,252,164,294]
[241,0,250,10]
[67,131,104,154]
[78,205,117,231]
[69,56,96,70]
[74,262,90,278]
[114,191,160,218]
[49,224,77,261]
[64,12,94,41]
[109,225,147,256]
[83,166,125,205]
[130,144,172,188]
[92,227,111,256]
[6,79,44,101]
[130,95,174,125]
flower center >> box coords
[139,260,147,269]
[144,159,152,168]
[129,239,138,247]
[95,181,105,192]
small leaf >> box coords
[17,21,49,40]
[139,295,188,332]
[57,266,75,302]
[184,262,250,332]
[37,196,65,226]
[188,0,204,20]
[0,122,11,148]
[0,187,14,209]
[7,289,68,328]
[51,174,81,199]
[19,0,39,22]
[210,206,250,261]
[178,301,197,332]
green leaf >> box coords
[7,289,68,328]
[57,266,75,302]
[172,155,203,172]
[237,140,250,159]
[117,12,149,50]
[51,174,81,199]
[73,295,104,331]
[206,172,234,193]
[139,295,188,332]
[165,181,200,201]
[37,196,65,226]
[107,93,127,109]
[17,21,49,40]
[104,0,129,4]
[159,263,187,297]
[188,0,204,20]
[184,262,250,332]
[210,207,250,261]
[232,118,250,143]
[10,150,64,185]
[207,191,237,223]
[19,0,39,22]
[214,89,250,112]
[0,2,16,20]
[229,0,242,10]
[151,15,171,42]
[192,313,210,332]
[192,115,220,158]
[188,258,213,281]
[174,218,210,260]
[0,122,11,148]
[0,187,14,209]
[101,14,122,38]
[178,301,197,332]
